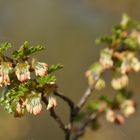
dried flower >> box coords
[15,62,30,82]
[111,75,129,90]
[47,96,57,110]
[35,62,48,76]
[0,62,12,86]
[120,99,136,117]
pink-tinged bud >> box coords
[15,62,30,82]
[106,109,116,123]
[115,114,125,125]
[26,92,42,115]
[47,96,57,110]
[121,99,136,117]
[15,102,25,117]
[98,102,107,113]
[33,103,42,115]
[0,62,12,86]
[35,62,48,77]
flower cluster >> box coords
[15,92,57,117]
[0,42,62,117]
[105,99,136,125]
[85,14,140,125]
[0,60,49,86]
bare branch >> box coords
[71,112,98,140]
[77,87,94,111]
[54,91,76,120]
[42,96,67,134]
[49,108,67,133]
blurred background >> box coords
[0,0,140,140]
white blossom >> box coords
[35,62,48,77]
[15,62,30,82]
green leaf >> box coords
[48,64,63,73]
[12,41,45,59]
[120,14,131,29]
[99,95,112,104]
[26,45,45,55]
[12,41,29,59]
[95,36,112,45]
[0,42,11,54]
[123,38,139,49]
[37,75,56,87]
[88,101,100,112]
[0,83,29,114]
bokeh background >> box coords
[0,0,140,140]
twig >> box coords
[49,108,67,133]
[54,91,76,119]
[77,87,94,111]
[42,95,68,138]
[71,112,98,140]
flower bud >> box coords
[111,75,129,90]
[47,96,57,110]
[25,92,42,115]
[35,62,48,77]
[100,48,113,69]
[106,109,116,123]
[120,99,136,117]
[95,79,106,90]
[0,62,12,86]
[115,114,125,125]
[15,62,30,82]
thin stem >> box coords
[54,91,76,120]
[50,108,67,133]
[77,87,94,111]
[71,112,98,140]
[42,96,68,136]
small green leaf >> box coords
[0,42,11,54]
[95,36,112,45]
[48,64,63,73]
[88,101,100,111]
[123,38,139,49]
[12,41,45,59]
[37,75,56,87]
[12,41,29,59]
[26,45,45,55]
[99,95,112,104]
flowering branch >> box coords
[0,14,139,140]
[71,112,99,140]
[53,91,75,119]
